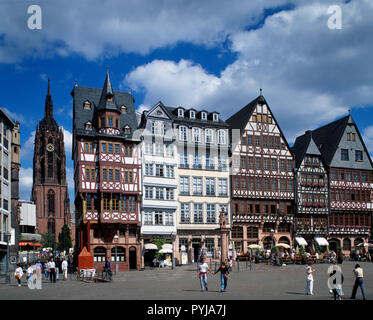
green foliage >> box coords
[151,238,172,259]
[57,224,72,253]
[271,246,279,254]
[299,245,306,256]
[337,246,343,256]
[41,232,57,249]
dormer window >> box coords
[213,113,219,122]
[178,109,184,118]
[201,112,207,120]
[190,111,195,119]
[83,101,91,110]
[121,105,127,114]
[124,125,131,134]
[85,121,93,130]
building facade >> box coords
[31,81,71,242]
[72,71,142,271]
[227,94,295,255]
[292,131,329,247]
[168,106,230,263]
[138,102,178,267]
[0,108,20,274]
[309,114,373,253]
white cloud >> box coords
[362,126,373,159]
[124,0,373,143]
[20,131,36,161]
[62,127,72,155]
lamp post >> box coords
[5,232,11,284]
[114,234,118,275]
[171,232,176,270]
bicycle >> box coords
[70,268,95,281]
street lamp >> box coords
[4,231,11,284]
[171,232,176,270]
[114,234,118,275]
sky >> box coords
[0,0,373,202]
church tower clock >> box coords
[31,80,71,242]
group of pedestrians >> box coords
[304,262,366,300]
[14,257,69,286]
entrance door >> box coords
[129,247,137,270]
[192,239,201,262]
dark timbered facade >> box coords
[72,71,142,271]
[227,94,295,254]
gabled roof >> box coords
[226,95,266,132]
[292,131,322,168]
[310,116,349,166]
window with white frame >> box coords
[190,110,195,119]
[154,211,163,225]
[206,152,214,169]
[193,127,201,143]
[179,151,188,167]
[166,165,174,178]
[178,108,184,117]
[205,129,213,144]
[206,204,216,223]
[180,203,190,223]
[218,130,226,144]
[145,186,153,199]
[201,112,207,120]
[155,187,164,200]
[193,152,202,169]
[213,113,219,122]
[165,188,174,200]
[145,163,153,176]
[155,164,164,177]
[205,238,214,254]
[144,211,153,225]
[179,126,188,141]
[206,178,215,195]
[193,177,203,195]
[194,203,203,223]
[218,154,227,170]
[155,144,163,156]
[180,176,189,194]
[145,143,153,155]
[218,178,228,196]
[165,144,174,157]
[152,121,165,135]
[165,212,174,226]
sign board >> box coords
[181,252,188,265]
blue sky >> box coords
[0,0,373,201]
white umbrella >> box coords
[248,244,262,249]
[276,243,290,249]
[144,243,158,250]
[357,242,373,247]
[159,248,173,254]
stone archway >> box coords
[328,238,340,252]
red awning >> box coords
[19,242,41,247]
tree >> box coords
[152,238,171,260]
[58,224,72,253]
[41,232,56,249]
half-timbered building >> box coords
[292,131,329,247]
[227,94,295,254]
[309,113,373,254]
[72,71,142,271]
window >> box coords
[180,176,189,194]
[145,143,152,155]
[218,130,226,144]
[205,153,214,170]
[124,170,133,183]
[83,101,91,110]
[255,136,260,146]
[341,149,349,161]
[180,203,190,223]
[123,125,131,134]
[193,128,201,143]
[114,144,120,153]
[218,179,228,196]
[201,112,207,120]
[190,110,195,119]
[355,150,363,161]
[206,178,215,196]
[165,144,174,157]
[94,247,106,262]
[271,159,277,171]
[178,108,184,118]
[145,164,153,176]
[231,227,243,238]
[206,204,216,223]
[213,113,219,121]
[241,156,246,169]
[194,203,203,223]
[108,143,113,153]
[179,126,187,141]
[165,188,174,200]
[247,227,258,239]
[108,117,113,127]
[193,177,202,195]
[205,238,214,254]
[155,164,164,177]
[102,168,107,181]
[205,129,213,144]
[121,105,127,113]
[155,187,164,200]
[154,211,163,225]
[193,153,202,169]
[85,122,92,130]
[263,158,269,170]
[247,135,253,145]
[145,186,153,199]
[115,169,120,181]
[179,152,188,168]
[165,165,174,178]
[155,144,163,156]
[165,212,174,226]
[108,169,113,181]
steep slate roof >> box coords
[71,77,139,140]
[292,131,322,168]
[310,116,349,166]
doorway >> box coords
[129,247,137,270]
[192,239,201,262]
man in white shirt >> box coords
[197,257,212,291]
[61,258,68,280]
[48,258,56,283]
[26,263,34,288]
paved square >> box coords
[0,260,371,300]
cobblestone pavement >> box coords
[0,261,371,300]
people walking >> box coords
[104,257,113,280]
[306,262,315,295]
[14,264,23,287]
[44,261,49,279]
[197,257,212,291]
[26,263,33,287]
[350,264,366,300]
[62,258,68,280]
[214,260,230,292]
[329,263,344,300]
[48,257,56,283]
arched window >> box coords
[83,100,91,110]
[111,247,126,262]
[85,121,92,130]
[48,190,55,215]
[343,238,351,251]
[279,236,290,245]
[121,105,127,113]
[93,247,106,262]
[123,125,131,134]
